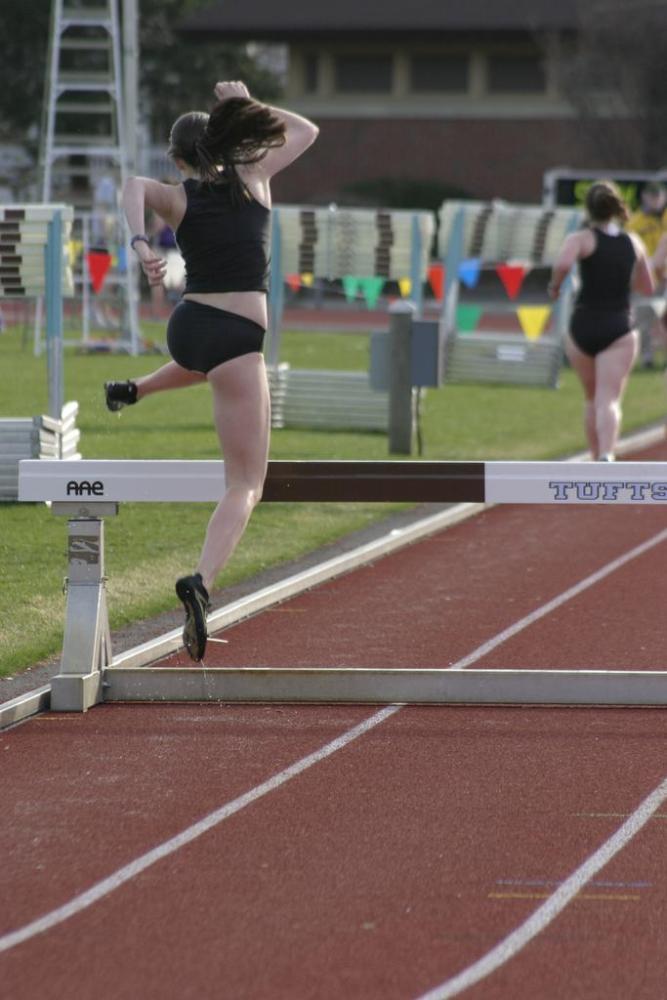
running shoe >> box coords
[175,573,210,662]
[104,380,138,412]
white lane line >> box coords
[450,526,667,670]
[0,705,400,955]
[415,776,667,1000]
[3,524,666,957]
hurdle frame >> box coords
[0,203,74,419]
[17,457,667,713]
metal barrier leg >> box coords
[50,502,119,711]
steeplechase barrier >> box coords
[15,457,667,714]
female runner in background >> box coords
[549,181,654,461]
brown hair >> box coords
[167,98,286,202]
[585,181,630,224]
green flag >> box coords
[456,304,482,333]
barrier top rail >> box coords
[18,459,667,506]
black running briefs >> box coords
[166,300,265,373]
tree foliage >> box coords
[139,0,282,140]
[555,0,667,168]
[0,0,282,144]
[0,0,51,141]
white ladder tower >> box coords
[40,0,140,353]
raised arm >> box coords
[258,105,319,176]
[213,81,319,180]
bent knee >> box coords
[226,479,265,508]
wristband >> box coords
[130,234,151,250]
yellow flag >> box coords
[300,272,314,287]
[517,306,551,341]
[68,239,83,266]
[398,277,412,297]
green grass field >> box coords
[1,320,665,678]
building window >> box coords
[487,53,546,93]
[334,54,393,93]
[410,54,469,93]
[304,52,318,93]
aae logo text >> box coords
[66,480,105,497]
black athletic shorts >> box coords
[569,305,634,358]
[166,300,265,374]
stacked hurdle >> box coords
[265,206,434,432]
[0,401,80,501]
[0,204,74,300]
[0,204,75,418]
[437,200,581,387]
[16,457,667,713]
[0,205,80,500]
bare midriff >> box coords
[182,290,268,330]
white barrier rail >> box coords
[18,458,667,505]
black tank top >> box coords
[576,228,636,311]
[175,177,271,294]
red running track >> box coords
[2,441,667,999]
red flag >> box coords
[87,251,112,294]
[496,264,528,300]
[428,263,445,300]
[285,273,301,293]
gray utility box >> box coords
[370,319,443,391]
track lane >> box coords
[0,704,378,932]
[2,440,667,997]
[158,503,667,671]
[2,707,667,999]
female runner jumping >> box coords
[105,80,318,660]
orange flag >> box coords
[87,251,112,294]
[428,263,445,300]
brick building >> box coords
[181,0,637,206]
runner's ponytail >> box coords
[168,100,286,203]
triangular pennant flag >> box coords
[360,276,385,309]
[342,275,361,302]
[517,306,551,341]
[496,263,529,300]
[398,277,412,298]
[300,272,314,288]
[458,258,481,289]
[428,263,445,300]
[285,273,301,293]
[87,250,112,294]
[456,304,483,333]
